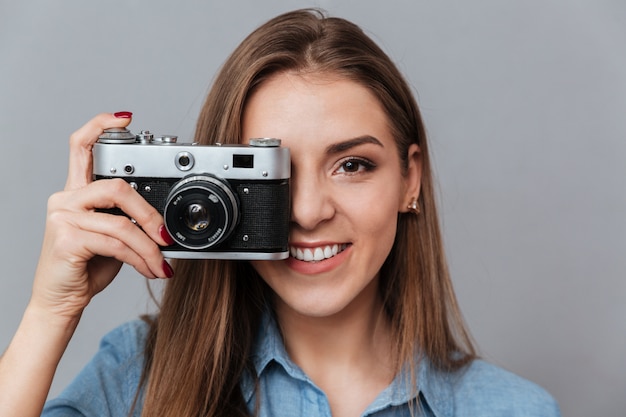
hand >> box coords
[30,112,174,321]
[0,112,175,417]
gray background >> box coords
[1,1,624,416]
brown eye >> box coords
[342,160,359,172]
[335,157,376,175]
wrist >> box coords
[24,300,83,334]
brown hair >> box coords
[139,9,476,417]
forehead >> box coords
[242,72,393,145]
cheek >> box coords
[340,182,404,234]
[338,189,401,274]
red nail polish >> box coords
[162,260,174,278]
[114,111,133,118]
[159,225,175,246]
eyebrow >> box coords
[325,135,384,155]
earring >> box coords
[408,197,420,214]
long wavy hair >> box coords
[138,9,476,417]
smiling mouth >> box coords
[289,244,349,262]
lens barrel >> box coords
[164,175,239,249]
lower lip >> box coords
[284,245,351,275]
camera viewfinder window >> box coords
[233,154,254,168]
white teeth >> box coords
[290,244,347,262]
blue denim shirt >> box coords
[43,315,560,416]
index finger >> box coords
[65,112,133,191]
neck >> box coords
[274,278,395,385]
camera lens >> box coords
[164,174,239,250]
[184,203,210,231]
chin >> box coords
[276,279,381,321]
[274,290,354,319]
[288,306,350,320]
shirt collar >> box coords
[241,311,456,417]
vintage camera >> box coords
[93,127,290,260]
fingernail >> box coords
[162,260,174,279]
[114,111,133,118]
[159,225,175,246]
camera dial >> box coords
[98,128,136,144]
[249,138,281,147]
[154,135,178,144]
[136,130,154,143]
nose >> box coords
[290,170,335,231]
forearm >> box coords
[0,304,80,417]
[0,112,169,417]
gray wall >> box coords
[1,1,624,416]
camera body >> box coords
[93,128,290,260]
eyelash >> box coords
[334,157,377,175]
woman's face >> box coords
[243,72,420,319]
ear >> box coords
[399,143,422,213]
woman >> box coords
[0,9,559,417]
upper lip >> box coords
[289,241,348,248]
